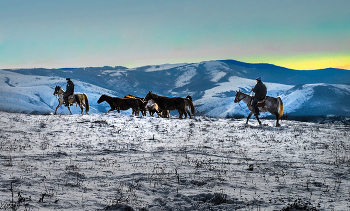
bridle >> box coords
[235,91,251,109]
[53,87,64,98]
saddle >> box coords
[250,97,267,107]
[257,97,267,107]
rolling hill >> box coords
[1,60,349,119]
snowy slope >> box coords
[1,60,350,117]
[0,70,119,114]
[1,112,350,210]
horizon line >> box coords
[1,58,350,71]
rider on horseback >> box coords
[64,78,74,107]
[251,77,267,116]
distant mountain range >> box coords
[1,60,350,119]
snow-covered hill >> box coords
[1,60,350,118]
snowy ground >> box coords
[0,111,349,211]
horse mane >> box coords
[125,94,144,102]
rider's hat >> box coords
[256,77,261,81]
[66,78,71,81]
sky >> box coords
[0,0,350,70]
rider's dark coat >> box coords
[66,80,74,95]
[252,81,267,100]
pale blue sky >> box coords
[1,0,350,69]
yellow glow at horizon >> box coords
[244,53,350,70]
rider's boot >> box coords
[254,108,260,116]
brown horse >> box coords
[97,94,143,116]
[144,91,195,119]
[53,86,89,115]
[124,94,147,116]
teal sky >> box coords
[1,0,350,69]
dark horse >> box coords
[144,91,195,119]
[234,90,284,127]
[53,86,89,115]
[97,94,143,116]
[124,94,147,116]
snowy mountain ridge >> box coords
[1,59,350,118]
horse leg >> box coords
[76,102,83,115]
[256,115,262,125]
[165,110,170,118]
[184,110,189,119]
[246,112,253,124]
[187,111,192,119]
[67,106,72,115]
[54,103,61,115]
[80,101,85,114]
[275,113,281,127]
[178,110,183,119]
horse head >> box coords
[97,94,108,104]
[53,86,61,96]
[144,91,154,101]
[234,90,242,103]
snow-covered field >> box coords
[0,111,349,211]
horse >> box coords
[144,91,195,119]
[234,90,283,127]
[124,94,147,116]
[97,94,143,116]
[53,86,89,115]
[145,99,161,117]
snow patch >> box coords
[145,63,187,72]
[175,66,197,88]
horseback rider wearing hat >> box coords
[251,77,267,116]
[64,78,74,107]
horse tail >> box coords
[277,96,284,119]
[186,95,193,102]
[84,93,90,113]
[187,99,195,115]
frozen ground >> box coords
[0,111,349,211]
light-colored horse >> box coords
[146,99,161,117]
[234,90,283,126]
[53,86,89,115]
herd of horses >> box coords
[53,86,195,119]
[97,91,195,119]
[53,86,284,126]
